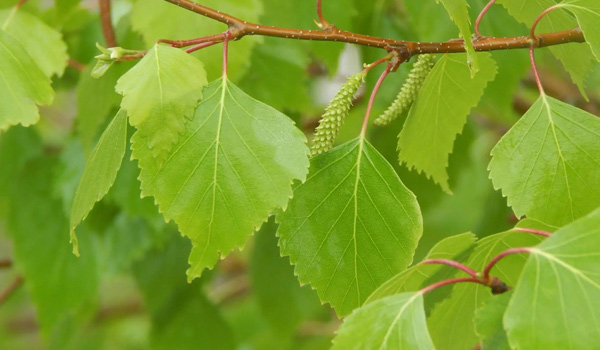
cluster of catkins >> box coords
[309,72,366,156]
[374,54,434,126]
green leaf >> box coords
[435,0,478,74]
[559,1,600,61]
[133,78,309,281]
[0,8,68,78]
[0,30,53,131]
[7,157,99,338]
[489,95,600,227]
[398,53,497,193]
[427,230,544,350]
[498,0,594,97]
[76,62,130,156]
[504,207,600,349]
[134,237,236,350]
[277,137,422,316]
[130,0,262,81]
[116,44,208,167]
[332,292,435,350]
[70,110,128,255]
[250,217,327,335]
[474,293,512,350]
[366,232,476,303]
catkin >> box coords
[310,72,365,156]
[374,54,434,126]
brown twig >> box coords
[162,0,584,56]
[0,259,12,269]
[99,0,117,47]
[0,276,24,306]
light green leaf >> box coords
[0,30,53,131]
[498,0,594,97]
[133,78,309,281]
[398,53,497,193]
[366,232,476,303]
[131,0,262,81]
[0,8,68,78]
[277,137,422,316]
[505,207,600,349]
[427,230,544,350]
[332,292,435,350]
[69,110,128,255]
[475,293,512,350]
[559,1,600,61]
[116,44,208,167]
[489,95,600,227]
[435,0,478,74]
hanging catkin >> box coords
[310,72,365,156]
[374,54,434,126]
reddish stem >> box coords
[186,41,219,53]
[222,33,229,77]
[420,259,478,278]
[99,0,117,47]
[159,32,226,48]
[512,227,552,237]
[362,54,393,74]
[361,64,392,136]
[0,276,23,306]
[316,0,331,29]
[420,277,486,295]
[483,247,532,279]
[529,5,563,95]
[474,0,496,37]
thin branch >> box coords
[512,227,552,237]
[15,0,27,8]
[186,41,218,53]
[530,5,564,95]
[420,259,478,278]
[0,276,24,306]
[0,259,12,269]
[99,0,117,47]
[361,63,392,136]
[315,0,331,29]
[162,0,585,56]
[474,0,497,37]
[483,247,531,279]
[420,277,486,295]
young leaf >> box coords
[497,0,594,97]
[0,8,68,78]
[559,1,600,61]
[133,78,309,282]
[0,30,53,131]
[504,208,600,349]
[489,95,600,227]
[130,0,262,81]
[366,232,476,303]
[277,137,423,316]
[70,110,128,255]
[427,230,544,350]
[435,0,478,75]
[397,52,497,193]
[332,292,435,350]
[474,293,512,350]
[116,44,208,167]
